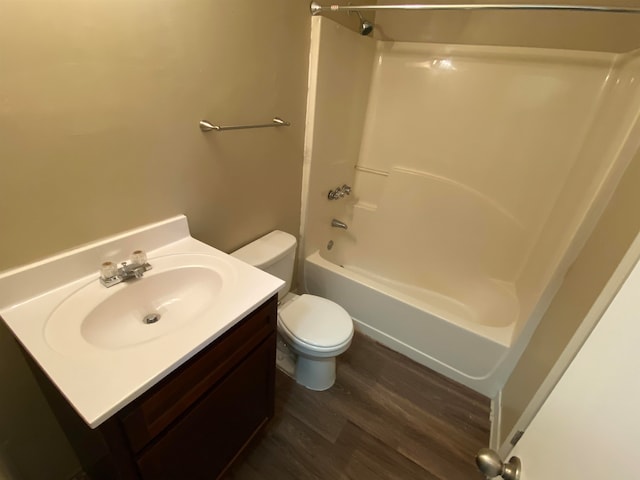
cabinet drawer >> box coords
[119,295,277,453]
[136,333,275,480]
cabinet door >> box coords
[136,334,275,480]
[120,296,277,453]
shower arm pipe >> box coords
[309,1,640,15]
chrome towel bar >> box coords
[199,117,291,132]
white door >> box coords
[503,256,640,479]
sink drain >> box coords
[143,313,161,325]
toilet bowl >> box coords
[279,293,353,390]
[231,231,353,391]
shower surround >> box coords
[301,17,640,396]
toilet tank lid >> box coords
[231,230,297,268]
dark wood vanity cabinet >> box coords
[29,295,277,480]
[136,338,273,479]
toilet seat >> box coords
[279,294,353,352]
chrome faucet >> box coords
[100,250,152,287]
[331,219,348,230]
[328,184,352,200]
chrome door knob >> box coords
[476,448,521,480]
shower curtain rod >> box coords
[310,1,640,15]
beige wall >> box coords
[0,0,310,272]
[500,143,640,443]
[0,323,79,479]
[0,1,311,477]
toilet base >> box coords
[276,334,336,392]
[276,334,296,379]
[296,355,336,391]
[276,335,337,391]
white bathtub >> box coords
[300,17,640,399]
[304,250,516,396]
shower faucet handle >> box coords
[328,184,352,200]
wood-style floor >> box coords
[224,332,490,480]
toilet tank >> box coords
[231,230,297,298]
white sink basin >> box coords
[0,215,283,427]
[45,254,238,354]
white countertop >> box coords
[0,215,283,428]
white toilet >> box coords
[232,230,353,391]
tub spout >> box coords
[331,219,348,230]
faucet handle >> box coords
[100,261,118,280]
[130,250,148,266]
[328,184,352,200]
[328,188,340,200]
